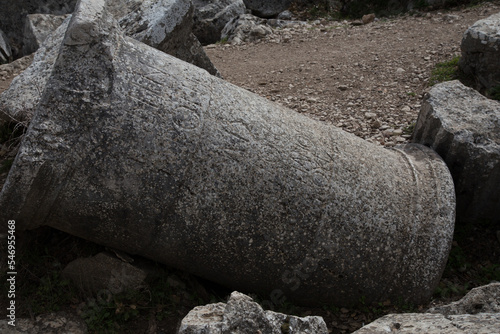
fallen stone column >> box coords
[0,0,455,307]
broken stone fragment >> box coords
[412,80,500,225]
[0,0,455,307]
[177,291,329,334]
[0,0,219,123]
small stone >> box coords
[396,68,405,75]
[364,112,377,119]
[362,13,376,25]
[338,85,348,91]
[402,106,411,113]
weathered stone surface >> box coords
[192,0,246,45]
[412,80,500,225]
[428,282,500,315]
[178,291,328,334]
[118,0,219,76]
[352,312,500,333]
[459,12,500,93]
[243,0,293,18]
[0,16,70,122]
[0,29,12,64]
[354,283,500,333]
[1,0,219,123]
[62,252,147,295]
[221,14,272,45]
[0,312,87,334]
[22,14,70,55]
[0,0,455,307]
[0,0,77,58]
[0,54,34,82]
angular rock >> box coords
[412,80,500,225]
[0,312,87,334]
[0,16,70,123]
[192,0,246,45]
[22,14,70,55]
[118,0,219,76]
[221,14,271,44]
[0,0,455,307]
[177,291,328,334]
[243,0,293,18]
[62,252,147,295]
[428,282,500,315]
[459,12,500,93]
[0,0,77,58]
[0,29,12,64]
[0,0,219,123]
[352,312,500,334]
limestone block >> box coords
[0,0,455,307]
[22,14,70,55]
[0,0,219,123]
[192,0,246,45]
[177,291,328,334]
[353,312,500,334]
[459,12,500,93]
[412,80,500,225]
[428,282,500,315]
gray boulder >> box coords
[0,0,77,58]
[352,312,500,334]
[118,0,219,76]
[428,282,500,315]
[459,12,500,94]
[412,80,500,225]
[177,291,328,334]
[0,0,219,123]
[0,16,70,123]
[22,14,70,55]
[0,29,12,64]
[62,252,147,295]
[0,0,455,307]
[243,0,292,18]
[192,0,246,45]
[354,282,500,334]
[221,13,272,45]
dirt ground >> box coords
[1,1,500,333]
[205,2,499,146]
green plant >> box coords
[406,92,416,97]
[217,37,229,44]
[429,56,460,86]
[403,122,416,136]
[487,85,500,101]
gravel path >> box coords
[205,2,499,147]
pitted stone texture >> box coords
[62,252,147,295]
[192,0,246,45]
[22,14,70,55]
[0,0,455,307]
[428,282,500,315]
[0,16,70,122]
[459,12,500,93]
[352,312,500,334]
[178,291,328,334]
[118,0,219,76]
[0,312,87,334]
[412,80,500,225]
[243,0,292,18]
[1,0,219,122]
